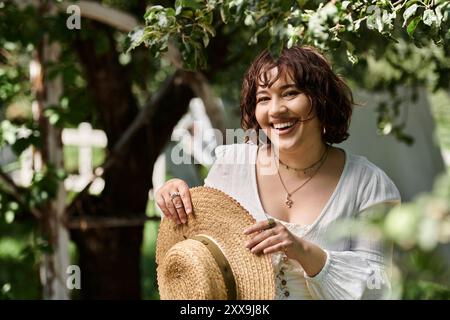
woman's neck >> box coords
[273,141,328,170]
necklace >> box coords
[276,145,330,208]
[276,146,328,175]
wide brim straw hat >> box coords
[156,186,275,300]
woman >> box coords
[155,46,401,300]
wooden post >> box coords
[31,33,69,300]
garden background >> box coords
[0,0,450,299]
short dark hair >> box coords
[240,45,354,145]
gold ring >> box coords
[267,218,276,229]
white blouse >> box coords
[204,143,401,300]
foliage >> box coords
[430,90,450,151]
[0,0,175,298]
[0,208,53,300]
[131,0,450,145]
[132,0,450,67]
[357,172,450,299]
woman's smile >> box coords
[270,118,300,135]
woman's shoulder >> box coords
[213,143,257,165]
[344,149,402,211]
[346,150,391,178]
[204,143,256,195]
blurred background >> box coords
[0,0,449,299]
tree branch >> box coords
[66,70,183,215]
[0,167,42,219]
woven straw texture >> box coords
[156,186,275,300]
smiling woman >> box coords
[155,45,401,300]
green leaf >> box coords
[244,14,254,26]
[220,5,229,23]
[407,16,421,37]
[341,1,350,10]
[423,9,436,26]
[178,8,195,19]
[366,7,383,32]
[175,0,202,10]
[127,28,145,52]
[167,8,176,17]
[198,23,215,36]
[202,34,210,47]
[403,4,419,27]
[346,41,358,64]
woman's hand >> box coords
[155,178,193,225]
[243,219,302,259]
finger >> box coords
[243,219,275,235]
[245,228,277,249]
[263,242,288,255]
[178,183,193,215]
[156,195,172,219]
[163,193,181,224]
[172,195,187,224]
[250,234,281,254]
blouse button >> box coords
[281,280,287,286]
[284,291,290,297]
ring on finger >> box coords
[174,205,184,209]
[267,218,276,229]
[170,191,181,200]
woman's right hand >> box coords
[155,178,193,224]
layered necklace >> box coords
[274,145,330,208]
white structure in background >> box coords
[11,122,107,194]
[339,87,447,202]
[442,150,450,167]
[62,122,107,194]
[152,98,220,216]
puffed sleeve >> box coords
[304,168,401,300]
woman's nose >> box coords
[269,97,288,116]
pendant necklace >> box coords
[275,145,330,208]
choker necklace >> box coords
[275,145,330,208]
[276,145,329,175]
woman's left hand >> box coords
[243,219,302,259]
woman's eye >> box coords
[284,91,298,97]
[257,97,269,103]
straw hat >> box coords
[156,186,275,300]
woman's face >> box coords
[254,67,322,152]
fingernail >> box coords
[186,208,192,214]
[243,229,248,234]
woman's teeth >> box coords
[272,120,298,130]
